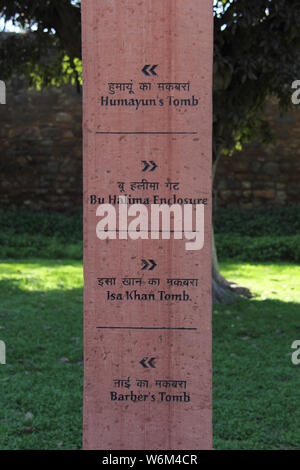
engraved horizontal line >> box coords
[96,132,198,135]
[102,230,201,233]
[96,326,197,331]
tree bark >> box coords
[212,157,253,304]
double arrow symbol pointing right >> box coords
[142,160,158,172]
[141,259,157,271]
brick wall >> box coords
[215,101,300,208]
[0,77,82,211]
[0,79,299,211]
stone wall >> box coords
[0,79,299,211]
[0,77,82,211]
[215,101,300,208]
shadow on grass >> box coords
[0,279,83,450]
[213,296,300,450]
[0,274,299,450]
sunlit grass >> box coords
[221,262,300,303]
[214,261,300,450]
[0,260,83,292]
[0,260,83,450]
[0,259,299,449]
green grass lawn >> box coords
[213,262,300,450]
[0,260,83,450]
[0,260,299,450]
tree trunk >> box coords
[212,228,253,303]
[212,157,253,304]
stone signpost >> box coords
[82,0,213,450]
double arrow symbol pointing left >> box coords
[142,64,158,76]
[140,357,156,369]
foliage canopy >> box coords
[1,0,300,159]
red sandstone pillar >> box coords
[82,0,213,450]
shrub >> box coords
[0,207,299,261]
[215,234,300,262]
[214,206,300,237]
